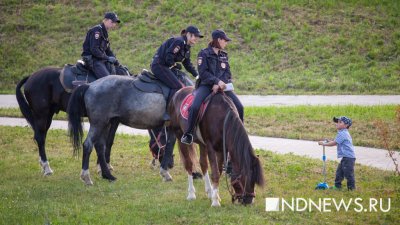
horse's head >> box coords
[229,160,258,205]
[149,128,175,169]
[223,103,265,205]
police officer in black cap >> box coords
[151,25,203,119]
[81,12,121,79]
[181,29,244,145]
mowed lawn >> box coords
[0,126,398,224]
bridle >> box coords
[222,110,255,204]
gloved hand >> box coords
[108,56,117,64]
[174,63,182,70]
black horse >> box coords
[16,64,130,175]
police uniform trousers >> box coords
[185,85,244,134]
[151,63,183,102]
[93,60,111,79]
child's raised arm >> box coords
[318,139,337,147]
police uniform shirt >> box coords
[197,46,232,86]
[82,23,115,60]
[153,36,198,77]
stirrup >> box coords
[181,133,193,145]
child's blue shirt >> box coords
[335,129,356,159]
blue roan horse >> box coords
[67,75,176,185]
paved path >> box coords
[1,94,399,171]
[2,94,400,108]
[1,117,398,171]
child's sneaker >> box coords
[329,186,341,190]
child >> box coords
[318,116,356,190]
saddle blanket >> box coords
[180,93,209,120]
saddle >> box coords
[180,92,211,121]
[132,69,170,101]
[60,60,97,93]
[180,91,213,144]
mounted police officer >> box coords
[81,12,121,79]
[181,30,244,145]
[151,25,204,120]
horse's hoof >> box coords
[80,175,93,186]
[43,169,53,176]
[80,170,93,185]
[211,201,221,207]
[83,179,93,186]
[40,160,53,176]
[102,174,117,181]
[187,193,196,200]
[160,168,173,182]
[163,176,173,182]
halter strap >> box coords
[150,126,168,159]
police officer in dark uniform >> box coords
[151,25,203,119]
[81,12,120,79]
[181,30,244,145]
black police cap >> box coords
[104,12,120,23]
[212,29,231,41]
[186,25,204,38]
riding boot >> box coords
[181,109,195,145]
[163,88,178,121]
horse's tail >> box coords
[67,84,89,155]
[225,109,265,187]
[177,141,199,173]
[15,76,34,127]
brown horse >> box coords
[169,87,265,206]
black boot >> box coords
[181,133,193,145]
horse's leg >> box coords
[33,111,54,176]
[159,127,175,182]
[206,143,221,207]
[217,151,224,175]
[97,119,119,174]
[81,124,116,185]
[199,143,212,199]
[81,130,95,185]
[177,142,196,200]
[94,123,116,181]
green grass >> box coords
[0,126,398,224]
[1,0,399,94]
[244,105,400,150]
[2,104,398,149]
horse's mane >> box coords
[219,94,265,187]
